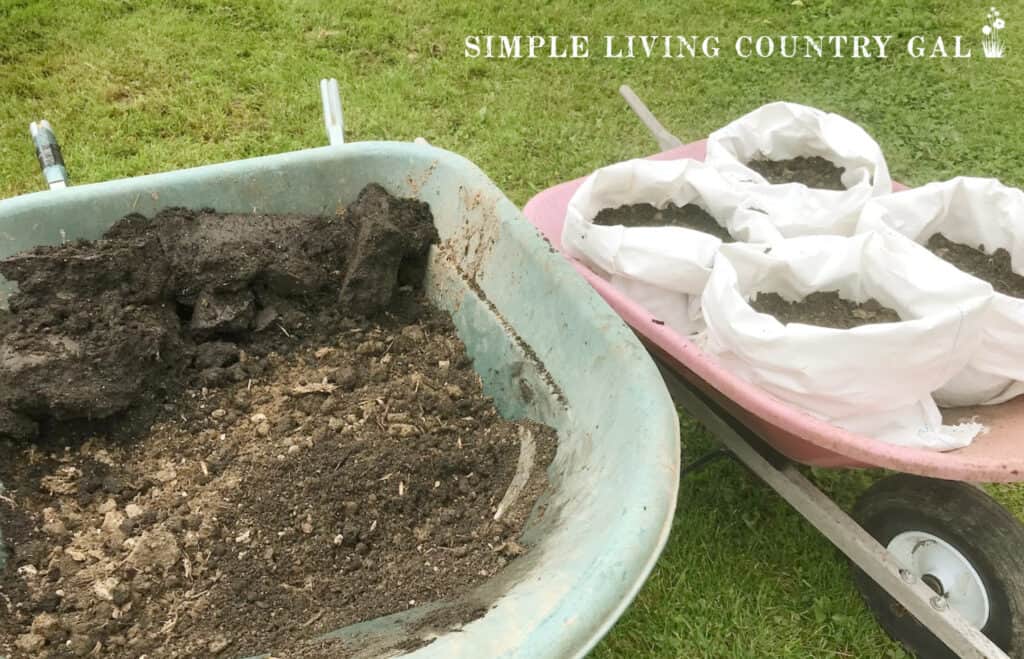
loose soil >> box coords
[0,186,558,658]
[927,233,1024,299]
[750,291,902,329]
[592,203,733,242]
[746,156,847,190]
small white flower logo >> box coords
[982,6,1008,58]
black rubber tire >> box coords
[851,474,1024,658]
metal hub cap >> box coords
[887,531,990,629]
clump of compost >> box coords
[747,155,847,190]
[926,233,1024,299]
[0,185,558,658]
[0,184,437,441]
[750,291,902,329]
[592,202,733,242]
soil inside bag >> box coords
[927,233,1024,299]
[593,203,733,242]
[749,291,902,329]
[747,155,847,190]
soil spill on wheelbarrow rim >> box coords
[0,186,558,658]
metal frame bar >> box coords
[618,85,683,152]
[658,363,1008,659]
[680,447,734,478]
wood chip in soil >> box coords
[0,187,559,658]
[749,291,902,329]
[592,203,733,242]
[746,155,847,190]
[927,233,1024,299]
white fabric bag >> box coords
[706,102,892,241]
[700,232,993,450]
[858,177,1024,406]
[562,158,742,334]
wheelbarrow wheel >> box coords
[851,474,1024,658]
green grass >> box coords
[593,419,905,658]
[3,0,1024,656]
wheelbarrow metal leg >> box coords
[657,363,1008,659]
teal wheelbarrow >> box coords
[0,87,680,658]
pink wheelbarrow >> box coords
[522,88,1024,659]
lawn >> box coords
[2,0,1023,656]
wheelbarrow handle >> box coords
[319,78,345,146]
[29,120,68,189]
[316,79,429,147]
[618,85,683,152]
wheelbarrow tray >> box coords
[0,142,680,658]
[523,139,1024,483]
